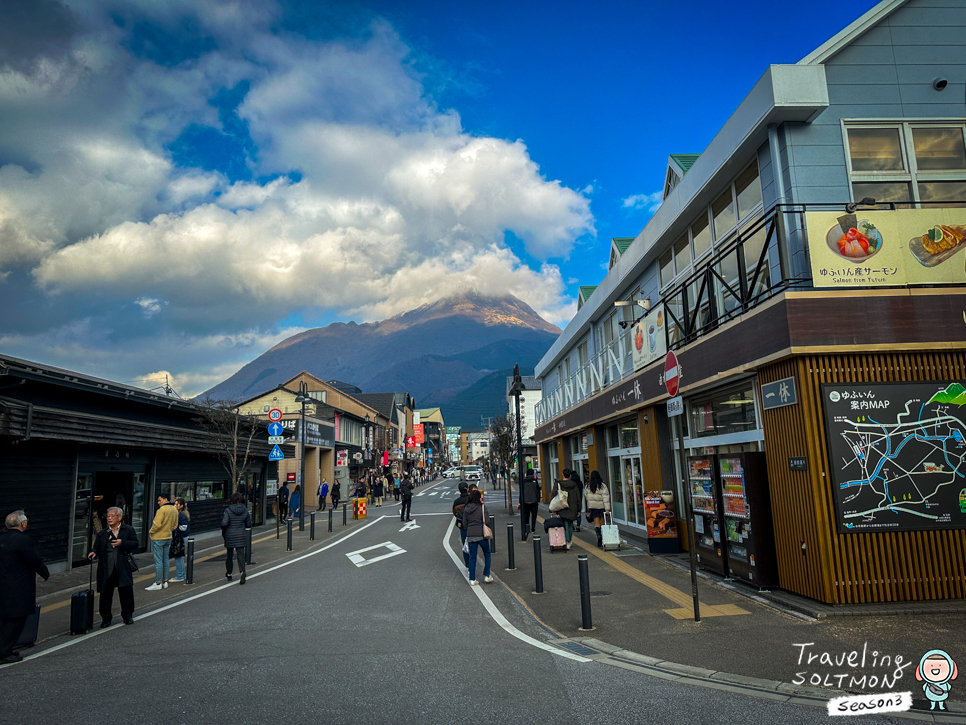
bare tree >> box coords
[490,414,519,510]
[194,395,262,494]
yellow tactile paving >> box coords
[540,517,749,618]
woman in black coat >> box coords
[221,493,252,584]
[89,506,139,626]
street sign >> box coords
[268,435,284,444]
[268,408,283,422]
[268,444,284,461]
[664,351,680,397]
[667,395,683,417]
[267,421,283,436]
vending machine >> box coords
[687,452,776,586]
[687,455,726,576]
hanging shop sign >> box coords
[413,424,425,444]
[632,304,667,372]
[807,209,966,288]
[823,381,966,533]
[336,449,348,467]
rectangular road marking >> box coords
[346,541,405,567]
[539,517,749,618]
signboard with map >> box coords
[823,382,966,533]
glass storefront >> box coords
[606,417,644,528]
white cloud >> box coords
[0,3,593,388]
[622,191,662,213]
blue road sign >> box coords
[268,422,284,437]
[268,444,284,461]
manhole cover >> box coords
[589,590,611,597]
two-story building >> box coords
[534,0,966,605]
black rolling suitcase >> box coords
[70,559,95,635]
[15,604,40,649]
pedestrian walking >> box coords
[521,471,541,540]
[551,473,581,550]
[146,491,178,590]
[393,475,401,502]
[582,471,611,548]
[399,477,414,521]
[317,478,329,511]
[331,481,341,510]
[277,483,290,520]
[453,482,470,569]
[289,484,301,519]
[569,468,585,532]
[373,475,385,507]
[88,507,138,627]
[461,490,493,586]
[0,511,49,663]
[221,493,252,584]
[171,498,190,582]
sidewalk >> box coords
[474,501,966,717]
[21,507,370,651]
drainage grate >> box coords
[555,641,599,656]
[589,590,612,597]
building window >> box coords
[845,122,966,206]
[687,383,757,439]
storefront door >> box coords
[609,455,644,526]
[72,467,149,566]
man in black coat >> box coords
[0,511,49,663]
[88,506,139,627]
[568,468,585,532]
[399,478,414,522]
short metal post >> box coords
[578,554,594,631]
[506,523,516,571]
[185,537,195,585]
[299,507,305,532]
[328,507,333,532]
[343,503,347,527]
[245,527,252,565]
[532,535,544,594]
[488,515,496,554]
[286,518,293,551]
[310,511,316,541]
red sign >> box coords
[286,473,296,482]
[268,408,283,422]
[382,451,389,466]
[664,351,680,397]
[405,436,416,448]
[413,424,424,444]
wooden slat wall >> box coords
[760,352,966,604]
[638,407,663,492]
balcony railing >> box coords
[536,200,960,426]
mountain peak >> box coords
[389,292,561,335]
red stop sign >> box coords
[664,351,679,397]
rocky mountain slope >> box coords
[204,293,559,409]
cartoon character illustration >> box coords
[916,649,958,710]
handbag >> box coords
[481,504,493,540]
[170,532,185,558]
[125,553,140,572]
[549,487,569,512]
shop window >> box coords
[619,419,639,449]
[673,233,690,279]
[735,161,762,219]
[607,424,620,449]
[659,250,674,288]
[196,481,228,500]
[688,384,757,439]
[911,127,966,171]
[847,127,905,172]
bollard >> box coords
[578,554,594,631]
[299,510,305,532]
[506,523,516,571]
[185,537,195,585]
[328,507,333,532]
[245,527,253,565]
[532,535,544,594]
[488,515,497,554]
[522,519,528,542]
[310,511,316,541]
[286,518,293,551]
[343,503,347,527]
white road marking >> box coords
[346,541,406,567]
[400,521,420,531]
[415,480,448,497]
[2,515,389,667]
[441,517,590,664]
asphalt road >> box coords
[0,478,922,724]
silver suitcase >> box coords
[601,512,621,551]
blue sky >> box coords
[0,0,878,395]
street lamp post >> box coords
[510,364,525,532]
[295,381,309,532]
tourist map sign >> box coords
[822,382,966,533]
